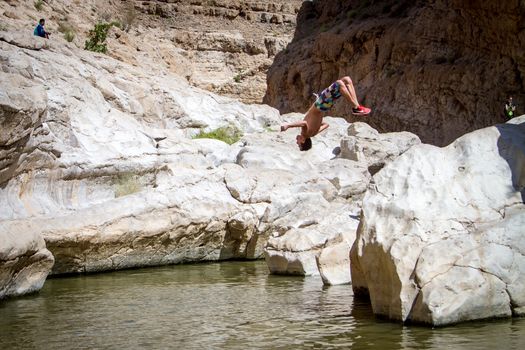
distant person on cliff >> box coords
[34,18,50,39]
[504,96,516,119]
[280,76,371,151]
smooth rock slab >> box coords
[316,238,352,285]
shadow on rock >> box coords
[495,119,525,202]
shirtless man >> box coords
[280,76,371,151]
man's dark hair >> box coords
[300,137,312,151]
[39,19,45,24]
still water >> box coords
[1,261,524,349]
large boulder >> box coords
[351,117,525,325]
[0,223,54,299]
[0,30,282,276]
[264,198,360,277]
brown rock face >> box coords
[265,0,525,145]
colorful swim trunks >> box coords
[314,82,342,111]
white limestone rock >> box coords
[351,117,525,325]
[0,71,47,185]
[340,122,421,174]
[265,198,360,277]
[0,223,54,299]
[316,158,371,199]
[265,227,328,276]
[0,31,282,275]
[316,237,352,286]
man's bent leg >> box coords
[337,77,359,108]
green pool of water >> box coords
[1,261,523,349]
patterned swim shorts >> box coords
[314,82,342,111]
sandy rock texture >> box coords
[351,116,525,325]
[0,0,302,104]
[265,0,525,146]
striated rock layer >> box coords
[351,116,525,325]
[265,0,525,146]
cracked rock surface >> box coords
[351,116,525,325]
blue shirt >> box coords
[34,24,46,38]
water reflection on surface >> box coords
[0,261,523,349]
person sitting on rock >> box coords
[34,18,50,39]
[504,96,516,119]
[280,76,371,151]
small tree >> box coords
[84,22,113,54]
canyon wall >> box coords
[265,0,525,145]
[1,0,303,104]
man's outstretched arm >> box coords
[281,120,307,132]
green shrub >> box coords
[84,22,115,54]
[193,126,243,145]
[34,0,44,11]
[114,173,142,197]
[233,71,244,83]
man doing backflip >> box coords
[281,76,371,151]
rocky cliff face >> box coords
[0,0,302,104]
[265,0,525,145]
[130,0,303,103]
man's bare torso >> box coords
[301,105,324,138]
